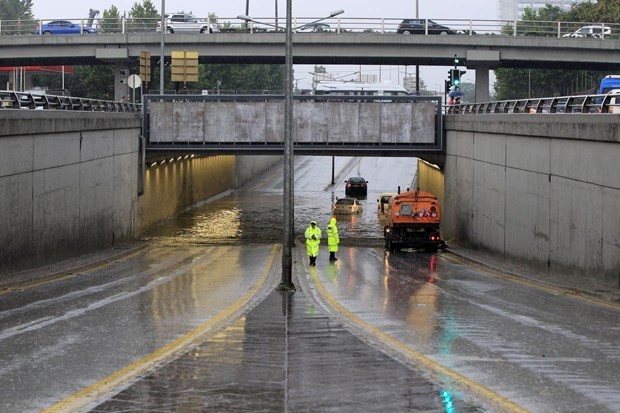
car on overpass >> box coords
[562,25,611,39]
[297,23,331,32]
[34,20,97,35]
[397,19,457,35]
[156,13,220,34]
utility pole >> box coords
[415,0,420,94]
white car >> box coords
[603,89,620,113]
[333,197,363,215]
[563,25,611,39]
[377,192,396,216]
[156,13,220,34]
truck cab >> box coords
[384,190,441,252]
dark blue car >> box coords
[35,20,97,35]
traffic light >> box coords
[450,69,467,87]
[450,69,460,86]
[139,50,151,82]
[454,54,460,66]
[447,70,453,88]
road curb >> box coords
[0,241,148,294]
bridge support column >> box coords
[466,50,499,103]
[114,62,130,102]
[474,67,490,102]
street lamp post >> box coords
[281,0,295,290]
[415,0,420,94]
[160,0,165,94]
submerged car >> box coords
[377,192,397,216]
[345,177,368,198]
[397,19,457,35]
[333,197,363,215]
[35,20,97,35]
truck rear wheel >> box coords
[425,245,439,253]
[387,237,400,252]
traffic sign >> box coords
[171,51,199,82]
[127,74,142,89]
[139,50,151,82]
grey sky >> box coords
[31,1,499,95]
[32,1,498,21]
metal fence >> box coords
[0,90,141,112]
[0,16,619,39]
[445,93,620,114]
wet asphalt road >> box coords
[307,247,620,412]
[1,156,619,412]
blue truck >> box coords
[598,75,620,94]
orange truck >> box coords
[384,189,442,252]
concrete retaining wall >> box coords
[416,159,445,216]
[0,111,281,275]
[0,111,142,274]
[443,114,620,286]
[136,155,280,233]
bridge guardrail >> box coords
[0,90,140,112]
[445,92,620,114]
[1,17,620,39]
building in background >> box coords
[498,0,593,21]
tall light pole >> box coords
[283,6,343,291]
[159,0,165,94]
[239,8,344,291]
[280,0,295,291]
[415,0,420,94]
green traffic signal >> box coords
[450,69,461,86]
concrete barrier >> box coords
[0,111,281,275]
[0,111,141,274]
[443,114,620,286]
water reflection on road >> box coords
[311,244,620,413]
[142,156,417,245]
[141,155,620,412]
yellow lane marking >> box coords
[42,244,280,413]
[307,267,528,413]
[0,244,148,296]
[443,253,620,311]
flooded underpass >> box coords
[141,156,412,247]
[2,156,619,413]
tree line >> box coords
[495,0,620,100]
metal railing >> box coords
[0,16,619,39]
[445,93,620,114]
[0,90,140,112]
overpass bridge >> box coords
[143,94,444,164]
[1,30,620,101]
